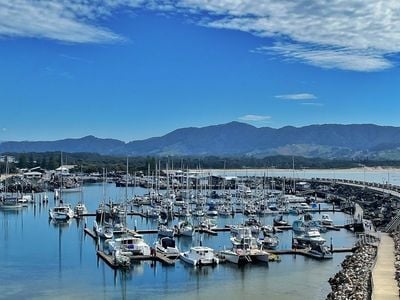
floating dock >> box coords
[96,250,175,269]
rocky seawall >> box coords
[326,245,377,300]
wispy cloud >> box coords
[1,128,6,132]
[275,93,317,100]
[255,44,392,72]
[0,0,129,43]
[1,1,400,71]
[238,114,271,122]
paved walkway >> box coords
[372,233,398,300]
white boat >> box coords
[49,204,75,220]
[74,202,88,216]
[113,249,131,268]
[257,235,279,250]
[155,237,180,258]
[200,218,217,230]
[106,234,151,256]
[158,225,176,238]
[308,244,333,259]
[219,248,253,264]
[295,228,326,245]
[177,220,194,237]
[180,246,219,267]
[0,195,23,210]
[320,214,334,226]
[223,226,269,264]
[93,220,114,239]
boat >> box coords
[257,235,279,250]
[222,226,269,264]
[292,213,313,233]
[93,220,114,239]
[177,220,194,237]
[180,246,219,267]
[295,228,326,246]
[49,204,75,220]
[320,214,334,226]
[273,214,288,226]
[113,249,131,268]
[155,237,180,259]
[158,224,176,238]
[0,195,23,210]
[74,202,88,217]
[106,234,151,256]
[307,244,333,259]
[200,218,217,230]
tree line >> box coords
[1,152,400,175]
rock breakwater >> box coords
[326,245,377,300]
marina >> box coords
[1,169,392,299]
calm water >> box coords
[0,183,357,300]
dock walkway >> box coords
[372,233,398,300]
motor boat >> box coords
[180,246,219,267]
[155,237,180,259]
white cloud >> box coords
[177,0,400,71]
[256,44,392,72]
[0,0,142,43]
[1,1,400,70]
[275,93,317,100]
[238,114,271,122]
[1,128,6,132]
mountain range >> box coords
[1,122,400,159]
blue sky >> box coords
[0,1,399,142]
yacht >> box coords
[49,204,75,220]
[295,228,326,246]
[106,234,151,256]
[155,237,180,259]
[180,246,219,266]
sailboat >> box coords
[49,153,75,220]
[0,159,22,210]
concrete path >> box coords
[372,233,398,300]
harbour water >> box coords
[1,182,359,300]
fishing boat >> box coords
[222,226,269,264]
[155,237,180,259]
[180,246,219,267]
